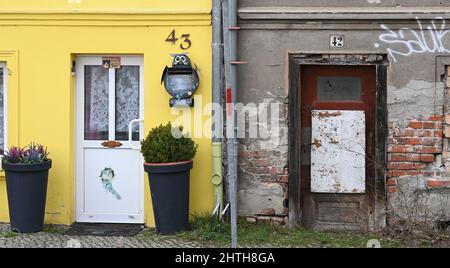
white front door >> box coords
[75,56,144,223]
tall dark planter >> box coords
[144,160,192,235]
[2,160,52,233]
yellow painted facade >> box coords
[0,0,213,226]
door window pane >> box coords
[85,66,109,140]
[0,67,4,150]
[317,76,361,101]
[115,66,140,141]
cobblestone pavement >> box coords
[0,224,205,248]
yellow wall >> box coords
[0,0,210,11]
[0,1,213,226]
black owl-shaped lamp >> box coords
[161,54,199,107]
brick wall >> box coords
[387,116,444,193]
[387,67,450,195]
[239,146,289,225]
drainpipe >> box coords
[212,0,224,220]
[223,0,238,248]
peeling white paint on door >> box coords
[311,110,366,193]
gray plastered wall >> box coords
[239,0,448,8]
[235,1,450,225]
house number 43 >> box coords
[165,30,192,50]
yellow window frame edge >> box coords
[0,50,19,180]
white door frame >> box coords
[75,55,145,223]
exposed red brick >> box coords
[393,129,415,137]
[414,163,427,169]
[388,187,398,193]
[386,170,407,178]
[406,170,420,176]
[388,145,414,153]
[391,137,406,145]
[426,180,450,189]
[388,154,406,162]
[259,208,276,216]
[387,178,397,186]
[405,154,421,162]
[415,130,433,137]
[422,122,436,129]
[428,115,443,122]
[406,137,421,145]
[388,153,421,162]
[409,121,423,129]
[416,146,441,154]
[279,175,289,183]
[421,171,435,177]
[387,162,414,170]
[253,159,270,167]
[421,138,437,146]
[434,130,443,137]
[420,154,435,163]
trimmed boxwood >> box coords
[141,123,197,163]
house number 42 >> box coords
[330,35,345,48]
[165,30,192,50]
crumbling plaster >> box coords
[235,9,450,224]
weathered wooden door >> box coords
[300,65,376,231]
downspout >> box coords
[223,0,238,248]
[212,0,223,219]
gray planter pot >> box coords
[3,160,52,233]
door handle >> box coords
[128,118,144,150]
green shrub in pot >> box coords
[141,123,198,235]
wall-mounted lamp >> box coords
[161,54,199,107]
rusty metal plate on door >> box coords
[311,110,366,193]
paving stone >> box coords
[0,224,204,248]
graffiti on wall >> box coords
[375,17,450,62]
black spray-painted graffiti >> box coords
[375,17,450,62]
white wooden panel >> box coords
[311,110,366,193]
[82,148,143,223]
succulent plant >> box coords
[1,143,50,164]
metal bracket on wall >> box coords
[71,60,76,76]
